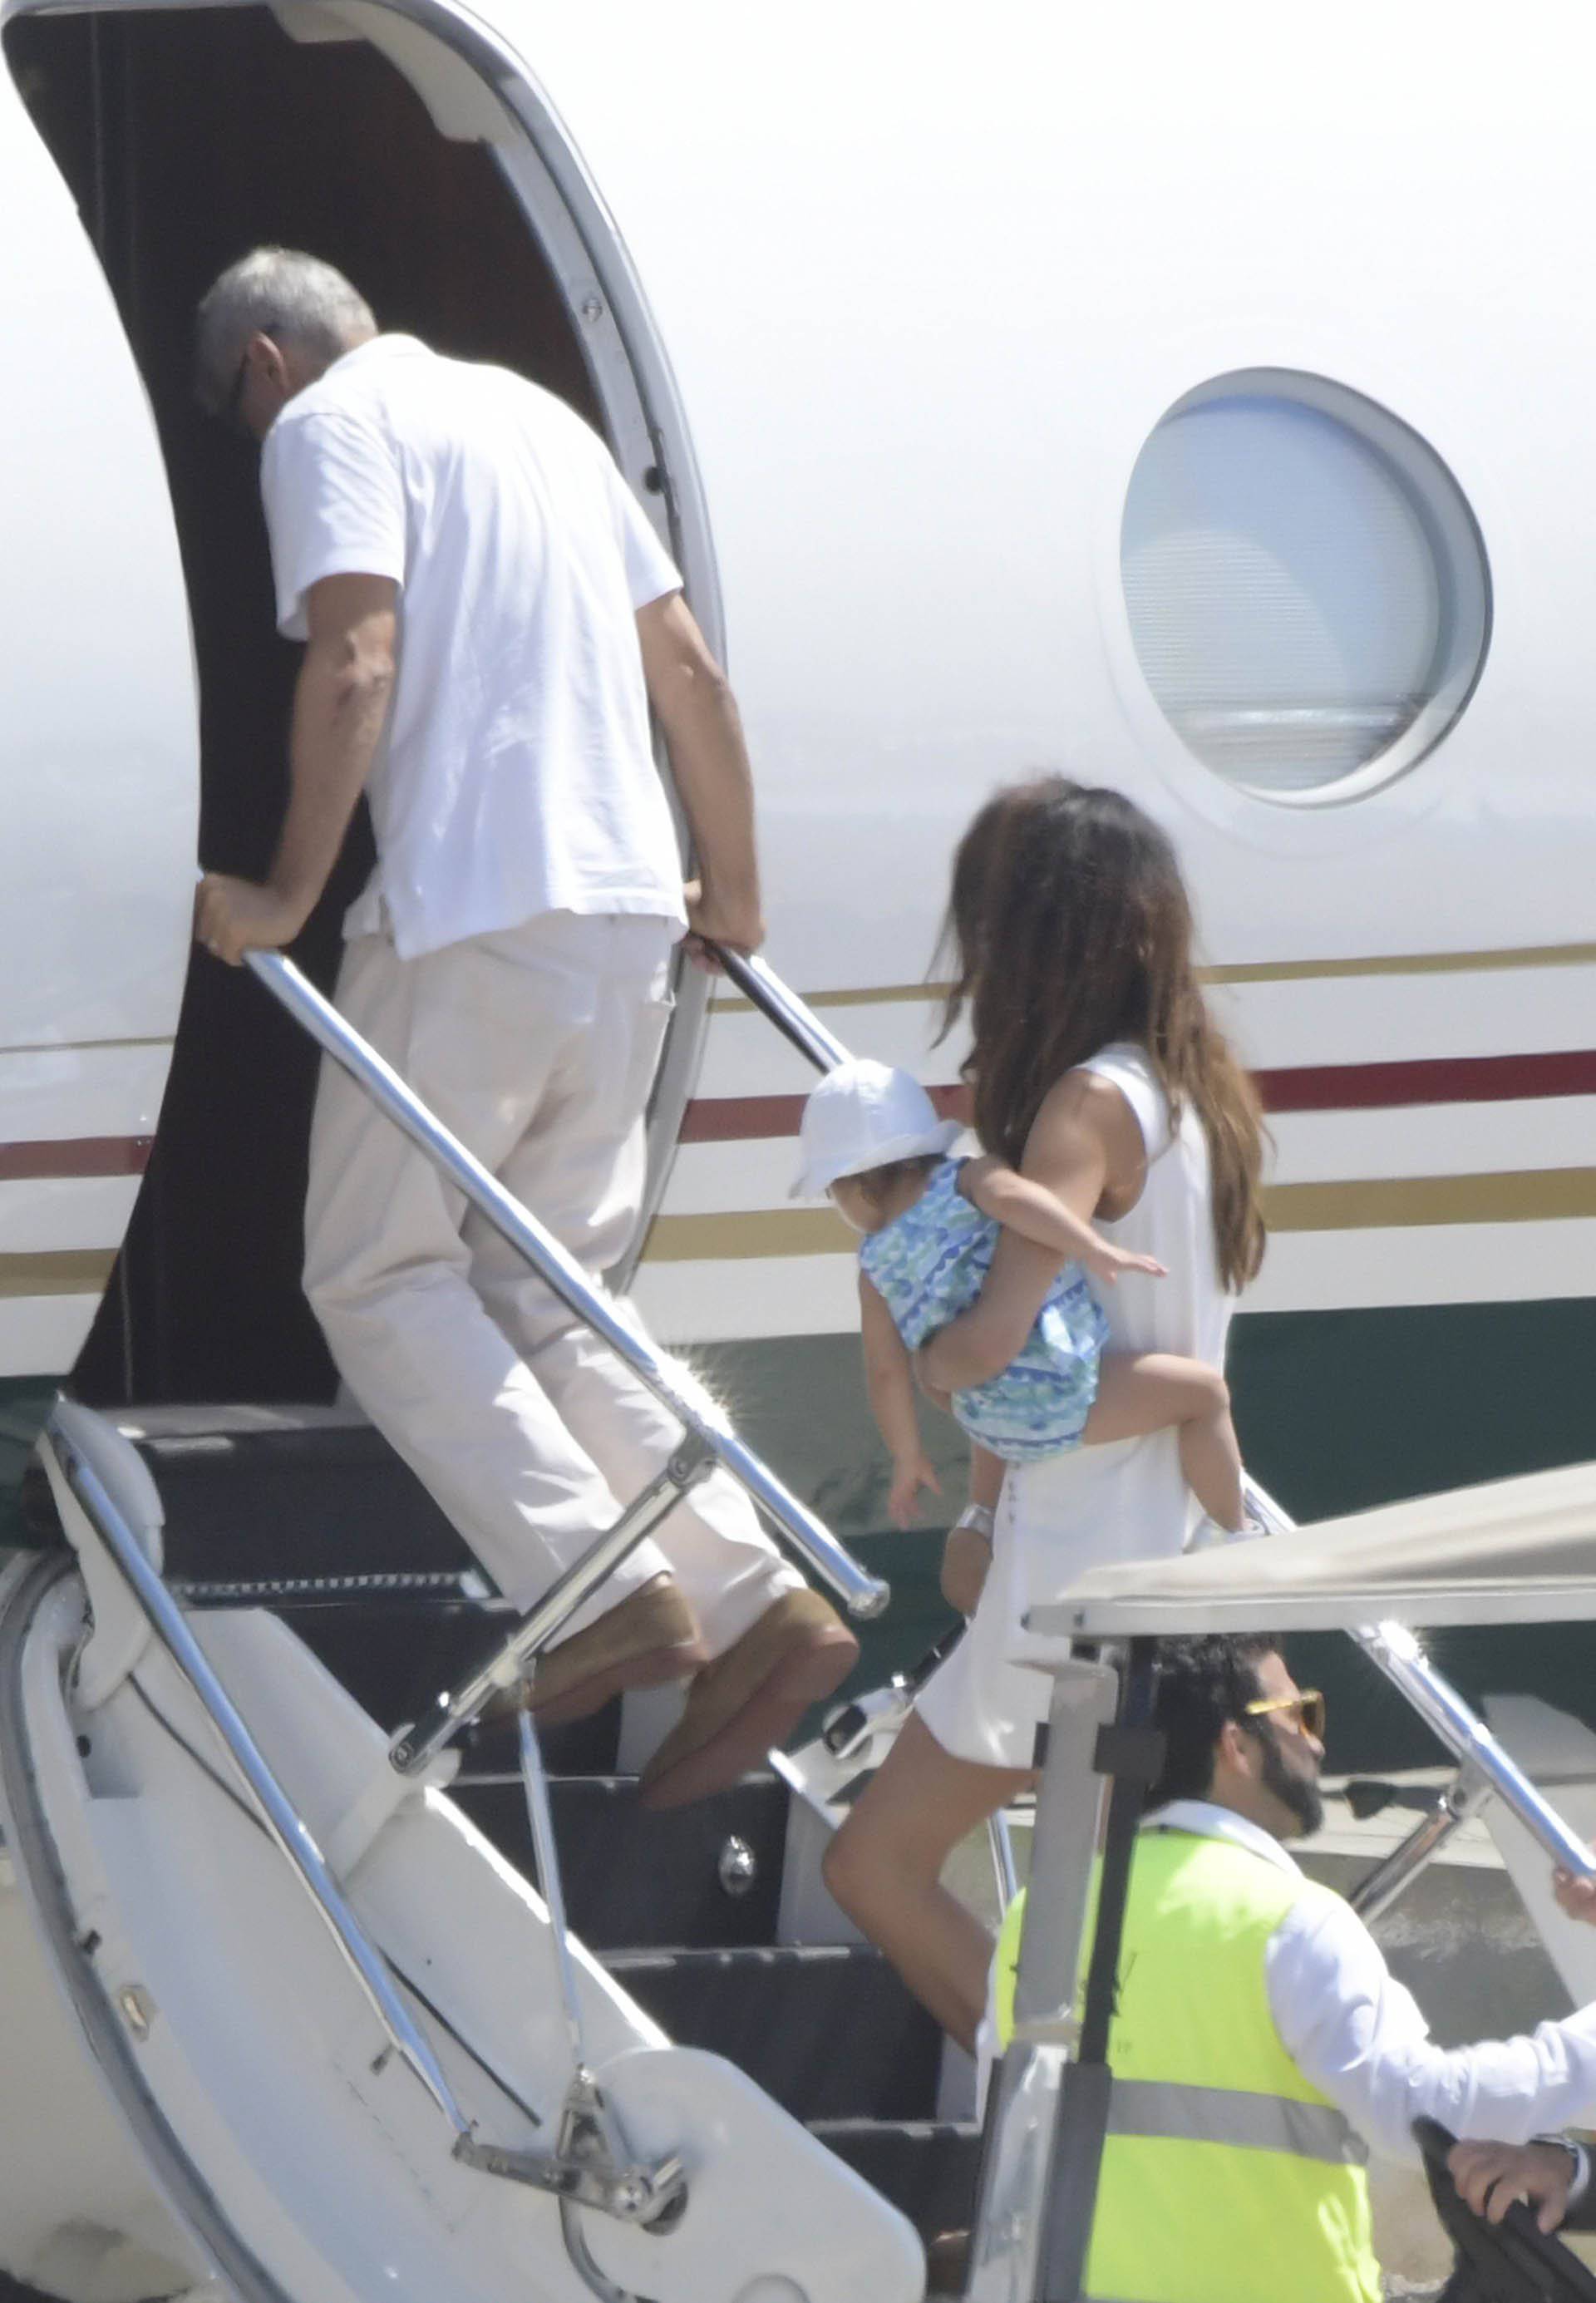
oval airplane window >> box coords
[1121,370,1490,804]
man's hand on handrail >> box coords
[195,873,313,967]
[683,876,763,973]
[196,572,398,967]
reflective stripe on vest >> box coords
[1107,2078,1368,2166]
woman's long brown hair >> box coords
[936,777,1268,1290]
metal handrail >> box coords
[243,949,887,1628]
[46,1413,473,2140]
[391,1442,712,1775]
[711,948,852,1073]
[1244,1474,1596,1883]
[1347,1775,1480,1923]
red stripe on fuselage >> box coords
[0,1137,153,1181]
[680,1083,970,1143]
[679,1050,1596,1143]
[1255,1050,1596,1112]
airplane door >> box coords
[0,40,197,1538]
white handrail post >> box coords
[1243,1474,1596,1881]
[47,1413,473,2139]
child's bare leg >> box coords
[1081,1354,1244,1530]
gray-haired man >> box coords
[192,249,856,1806]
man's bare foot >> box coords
[638,1589,859,1808]
[491,1573,707,1726]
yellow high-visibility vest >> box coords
[994,1830,1381,2303]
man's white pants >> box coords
[303,909,801,1654]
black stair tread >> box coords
[603,1942,945,2123]
[112,1407,620,1767]
[608,1942,876,1968]
[119,1404,487,1585]
[807,2119,983,2246]
[278,1601,605,1750]
[454,1771,786,1950]
[808,2118,980,2138]
[458,1768,779,1794]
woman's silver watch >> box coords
[953,1502,996,1538]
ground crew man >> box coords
[992,1635,1596,2302]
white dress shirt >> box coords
[1150,1799,1596,2177]
[260,337,687,960]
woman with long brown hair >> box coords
[823,776,1267,2049]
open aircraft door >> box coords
[0,45,196,1525]
[0,0,717,1433]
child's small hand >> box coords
[1554,1862,1596,1924]
[888,1452,943,1529]
[1083,1240,1166,1287]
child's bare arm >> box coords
[860,1274,943,1528]
[860,1274,919,1455]
[962,1155,1165,1286]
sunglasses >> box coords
[1242,1689,1326,1741]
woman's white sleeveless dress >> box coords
[916,1042,1236,1773]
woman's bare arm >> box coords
[915,1073,1129,1393]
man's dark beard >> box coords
[1259,1726,1324,1837]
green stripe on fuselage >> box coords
[0,1378,57,1552]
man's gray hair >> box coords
[195,248,377,412]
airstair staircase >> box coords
[105,1405,986,2256]
[0,943,986,2297]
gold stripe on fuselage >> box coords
[1266,1168,1596,1232]
[643,1169,1596,1263]
[0,1035,174,1059]
[0,1248,119,1298]
[707,940,1596,1015]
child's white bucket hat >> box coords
[791,1058,963,1200]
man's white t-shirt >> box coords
[259,335,689,959]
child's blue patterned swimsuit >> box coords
[858,1157,1110,1463]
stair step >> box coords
[273,1612,618,1771]
[105,1399,978,2242]
[121,1407,480,1585]
[121,1406,632,1770]
[603,1945,944,2123]
[807,2118,983,2245]
[454,1773,787,1950]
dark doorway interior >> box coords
[4,5,598,1406]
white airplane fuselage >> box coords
[2,0,1593,1549]
[2,12,1594,2296]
